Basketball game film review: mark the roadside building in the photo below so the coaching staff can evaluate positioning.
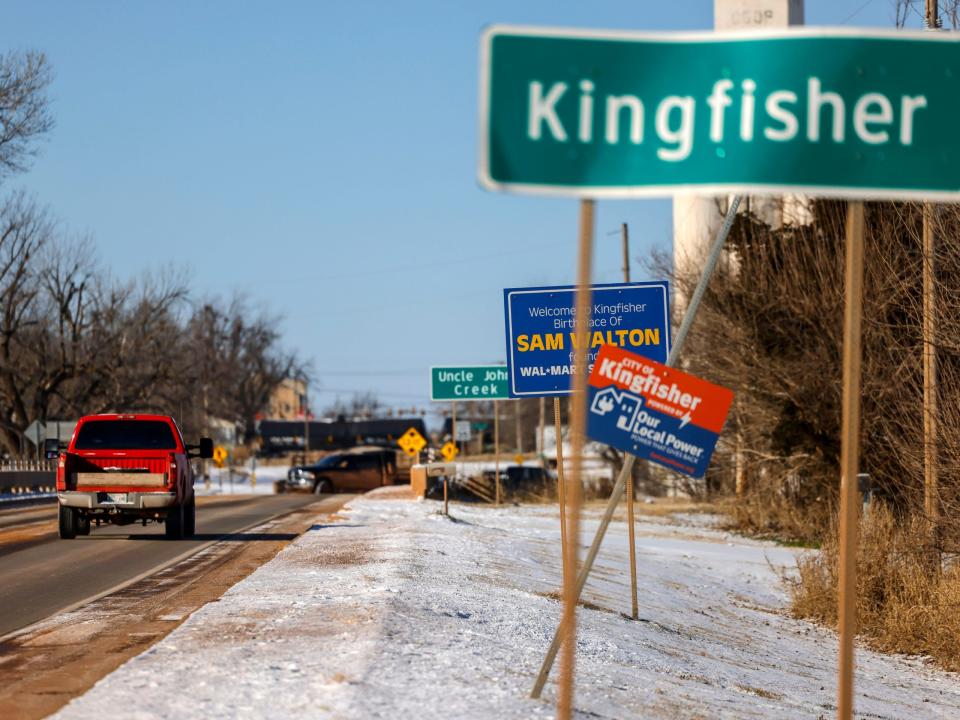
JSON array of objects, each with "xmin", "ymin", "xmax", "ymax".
[{"xmin": 267, "ymin": 377, "xmax": 308, "ymax": 420}]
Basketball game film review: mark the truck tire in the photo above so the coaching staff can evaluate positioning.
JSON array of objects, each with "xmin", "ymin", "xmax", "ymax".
[
  {"xmin": 165, "ymin": 504, "xmax": 184, "ymax": 540},
  {"xmin": 77, "ymin": 514, "xmax": 91, "ymax": 536},
  {"xmin": 184, "ymin": 497, "xmax": 196, "ymax": 538},
  {"xmin": 313, "ymin": 478, "xmax": 332, "ymax": 495},
  {"xmin": 58, "ymin": 506, "xmax": 77, "ymax": 539}
]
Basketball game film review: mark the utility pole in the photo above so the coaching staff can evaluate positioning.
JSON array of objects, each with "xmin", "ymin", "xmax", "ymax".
[
  {"xmin": 621, "ymin": 223, "xmax": 639, "ymax": 621},
  {"xmin": 620, "ymin": 222, "xmax": 630, "ymax": 282},
  {"xmin": 923, "ymin": 0, "xmax": 940, "ymax": 564},
  {"xmin": 303, "ymin": 382, "xmax": 310, "ymax": 461}
]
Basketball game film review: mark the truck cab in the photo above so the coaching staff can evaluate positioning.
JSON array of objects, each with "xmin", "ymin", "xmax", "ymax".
[{"xmin": 56, "ymin": 414, "xmax": 213, "ymax": 540}]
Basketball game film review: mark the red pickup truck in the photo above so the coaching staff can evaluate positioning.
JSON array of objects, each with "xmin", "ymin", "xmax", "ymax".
[{"xmin": 56, "ymin": 414, "xmax": 212, "ymax": 540}]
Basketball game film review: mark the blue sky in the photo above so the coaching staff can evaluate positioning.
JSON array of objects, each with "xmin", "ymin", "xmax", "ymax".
[{"xmin": 1, "ymin": 1, "xmax": 917, "ymax": 420}]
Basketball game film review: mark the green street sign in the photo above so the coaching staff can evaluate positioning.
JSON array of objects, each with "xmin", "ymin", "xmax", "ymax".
[
  {"xmin": 479, "ymin": 27, "xmax": 960, "ymax": 200},
  {"xmin": 430, "ymin": 365, "xmax": 509, "ymax": 401}
]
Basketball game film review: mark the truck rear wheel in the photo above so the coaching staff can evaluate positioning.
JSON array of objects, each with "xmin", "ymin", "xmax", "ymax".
[
  {"xmin": 58, "ymin": 506, "xmax": 77, "ymax": 540},
  {"xmin": 77, "ymin": 515, "xmax": 91, "ymax": 536},
  {"xmin": 184, "ymin": 497, "xmax": 196, "ymax": 538},
  {"xmin": 165, "ymin": 504, "xmax": 184, "ymax": 540}
]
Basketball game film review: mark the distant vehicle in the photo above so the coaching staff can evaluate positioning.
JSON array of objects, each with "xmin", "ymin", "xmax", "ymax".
[
  {"xmin": 257, "ymin": 418, "xmax": 428, "ymax": 457},
  {"xmin": 482, "ymin": 465, "xmax": 551, "ymax": 490},
  {"xmin": 55, "ymin": 414, "xmax": 213, "ymax": 540},
  {"xmin": 282, "ymin": 448, "xmax": 402, "ymax": 494}
]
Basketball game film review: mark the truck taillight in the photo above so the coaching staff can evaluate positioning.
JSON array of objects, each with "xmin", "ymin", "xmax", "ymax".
[{"xmin": 57, "ymin": 452, "xmax": 66, "ymax": 490}]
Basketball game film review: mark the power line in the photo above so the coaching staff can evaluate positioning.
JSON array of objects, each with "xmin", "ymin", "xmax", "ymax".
[
  {"xmin": 318, "ymin": 369, "xmax": 422, "ymax": 376},
  {"xmin": 264, "ymin": 237, "xmax": 568, "ymax": 285}
]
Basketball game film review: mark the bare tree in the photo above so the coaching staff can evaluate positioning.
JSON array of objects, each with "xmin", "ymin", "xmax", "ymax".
[
  {"xmin": 0, "ymin": 50, "xmax": 53, "ymax": 180},
  {"xmin": 181, "ymin": 296, "xmax": 304, "ymax": 443},
  {"xmin": 0, "ymin": 192, "xmax": 54, "ymax": 453},
  {"xmin": 324, "ymin": 391, "xmax": 383, "ymax": 420},
  {"xmin": 663, "ymin": 199, "xmax": 960, "ymax": 549}
]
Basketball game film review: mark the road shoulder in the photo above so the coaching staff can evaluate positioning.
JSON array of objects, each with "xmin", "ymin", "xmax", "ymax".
[{"xmin": 0, "ymin": 494, "xmax": 351, "ymax": 720}]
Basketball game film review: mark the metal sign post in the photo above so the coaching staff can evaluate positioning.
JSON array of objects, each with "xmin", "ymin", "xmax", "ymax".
[{"xmin": 494, "ymin": 399, "xmax": 501, "ymax": 505}]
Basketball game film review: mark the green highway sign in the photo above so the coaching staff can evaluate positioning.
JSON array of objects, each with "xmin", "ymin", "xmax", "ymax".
[
  {"xmin": 479, "ymin": 26, "xmax": 960, "ymax": 200},
  {"xmin": 430, "ymin": 365, "xmax": 509, "ymax": 401}
]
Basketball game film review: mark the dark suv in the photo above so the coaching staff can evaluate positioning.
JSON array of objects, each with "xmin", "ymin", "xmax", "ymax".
[{"xmin": 283, "ymin": 449, "xmax": 397, "ymax": 494}]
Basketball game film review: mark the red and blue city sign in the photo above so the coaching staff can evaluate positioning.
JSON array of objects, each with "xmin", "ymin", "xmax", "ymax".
[{"xmin": 587, "ymin": 344, "xmax": 733, "ymax": 478}]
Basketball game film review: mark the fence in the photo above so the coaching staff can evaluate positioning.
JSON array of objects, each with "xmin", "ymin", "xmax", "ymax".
[
  {"xmin": 1, "ymin": 459, "xmax": 55, "ymax": 472},
  {"xmin": 0, "ymin": 462, "xmax": 56, "ymax": 496}
]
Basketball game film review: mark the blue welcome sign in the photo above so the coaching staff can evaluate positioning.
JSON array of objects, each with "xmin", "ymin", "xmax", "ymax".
[{"xmin": 503, "ymin": 281, "xmax": 670, "ymax": 398}]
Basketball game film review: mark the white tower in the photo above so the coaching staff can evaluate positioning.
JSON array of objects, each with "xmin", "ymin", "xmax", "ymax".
[{"xmin": 673, "ymin": 0, "xmax": 809, "ymax": 299}]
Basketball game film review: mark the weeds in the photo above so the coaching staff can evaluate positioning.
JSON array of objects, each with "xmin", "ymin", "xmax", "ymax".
[{"xmin": 789, "ymin": 504, "xmax": 960, "ymax": 671}]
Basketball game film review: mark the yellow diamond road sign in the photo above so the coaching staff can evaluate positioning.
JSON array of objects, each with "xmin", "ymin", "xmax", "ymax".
[
  {"xmin": 441, "ymin": 441, "xmax": 458, "ymax": 462},
  {"xmin": 213, "ymin": 445, "xmax": 228, "ymax": 467},
  {"xmin": 398, "ymin": 427, "xmax": 427, "ymax": 457}
]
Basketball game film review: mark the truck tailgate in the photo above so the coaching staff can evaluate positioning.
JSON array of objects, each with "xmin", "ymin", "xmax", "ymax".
[{"xmin": 74, "ymin": 472, "xmax": 166, "ymax": 488}]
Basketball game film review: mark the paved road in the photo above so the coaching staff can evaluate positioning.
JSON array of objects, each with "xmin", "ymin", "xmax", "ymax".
[{"xmin": 0, "ymin": 493, "xmax": 333, "ymax": 637}]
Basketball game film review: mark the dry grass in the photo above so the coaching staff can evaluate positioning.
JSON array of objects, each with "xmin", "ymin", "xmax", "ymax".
[
  {"xmin": 790, "ymin": 504, "xmax": 960, "ymax": 671},
  {"xmin": 728, "ymin": 489, "xmax": 831, "ymax": 547}
]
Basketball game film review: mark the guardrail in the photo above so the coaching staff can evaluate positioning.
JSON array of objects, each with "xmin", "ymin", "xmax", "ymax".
[
  {"xmin": 0, "ymin": 459, "xmax": 56, "ymax": 472},
  {"xmin": 0, "ymin": 470, "xmax": 57, "ymax": 504}
]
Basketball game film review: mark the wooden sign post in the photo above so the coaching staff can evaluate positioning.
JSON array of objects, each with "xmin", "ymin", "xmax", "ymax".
[
  {"xmin": 837, "ymin": 201, "xmax": 865, "ymax": 720},
  {"xmin": 556, "ymin": 198, "xmax": 594, "ymax": 720},
  {"xmin": 553, "ymin": 397, "xmax": 568, "ymax": 565}
]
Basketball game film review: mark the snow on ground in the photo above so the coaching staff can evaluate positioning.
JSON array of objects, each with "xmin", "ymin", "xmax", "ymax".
[
  {"xmin": 193, "ymin": 464, "xmax": 287, "ymax": 496},
  {"xmin": 54, "ymin": 494, "xmax": 960, "ymax": 719},
  {"xmin": 0, "ymin": 491, "xmax": 56, "ymax": 504}
]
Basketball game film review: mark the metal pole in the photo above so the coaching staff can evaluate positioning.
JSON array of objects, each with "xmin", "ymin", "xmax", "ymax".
[
  {"xmin": 451, "ymin": 401, "xmax": 457, "ymax": 457},
  {"xmin": 622, "ymin": 222, "xmax": 639, "ymax": 621},
  {"xmin": 494, "ymin": 400, "xmax": 501, "ymax": 505},
  {"xmin": 444, "ymin": 477, "xmax": 449, "ymax": 516},
  {"xmin": 531, "ymin": 195, "xmax": 742, "ymax": 700},
  {"xmin": 620, "ymin": 221, "xmax": 630, "ymax": 282}
]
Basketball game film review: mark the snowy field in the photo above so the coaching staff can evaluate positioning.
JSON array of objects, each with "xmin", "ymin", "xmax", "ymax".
[
  {"xmin": 192, "ymin": 464, "xmax": 288, "ymax": 496},
  {"xmin": 54, "ymin": 492, "xmax": 960, "ymax": 719}
]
